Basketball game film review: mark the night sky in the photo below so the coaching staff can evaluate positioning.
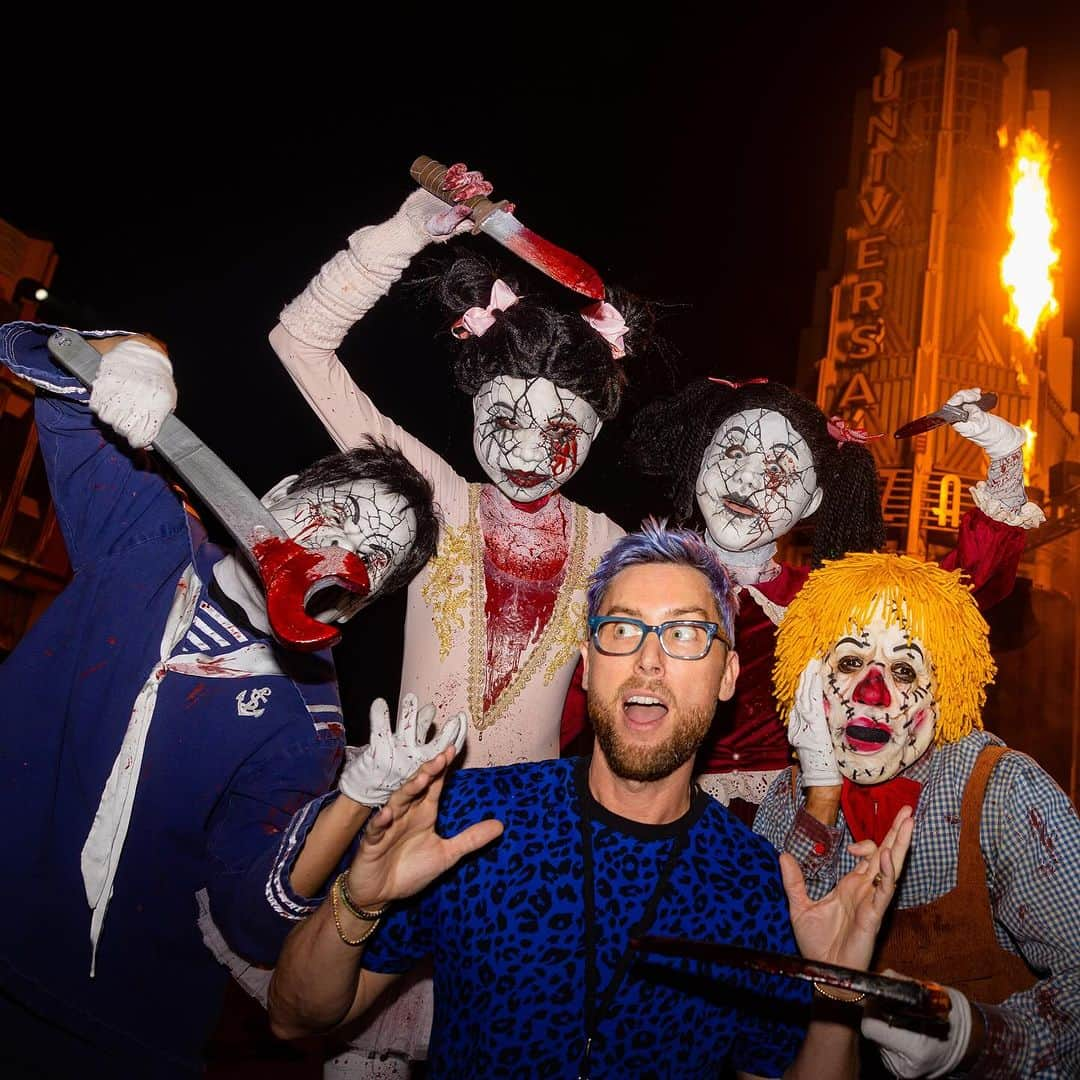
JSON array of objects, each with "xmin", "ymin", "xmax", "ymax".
[{"xmin": 7, "ymin": 2, "xmax": 1080, "ymax": 732}]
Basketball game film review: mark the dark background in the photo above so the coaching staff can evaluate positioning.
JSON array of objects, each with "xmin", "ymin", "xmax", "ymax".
[{"xmin": 6, "ymin": 2, "xmax": 1080, "ymax": 734}]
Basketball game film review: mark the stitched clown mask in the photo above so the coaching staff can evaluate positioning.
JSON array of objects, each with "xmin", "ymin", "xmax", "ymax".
[
  {"xmin": 472, "ymin": 375, "xmax": 601, "ymax": 502},
  {"xmin": 695, "ymin": 408, "xmax": 823, "ymax": 552},
  {"xmin": 823, "ymin": 611, "xmax": 938, "ymax": 784}
]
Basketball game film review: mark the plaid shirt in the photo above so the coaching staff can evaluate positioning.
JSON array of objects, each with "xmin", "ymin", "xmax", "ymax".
[{"xmin": 754, "ymin": 731, "xmax": 1080, "ymax": 1078}]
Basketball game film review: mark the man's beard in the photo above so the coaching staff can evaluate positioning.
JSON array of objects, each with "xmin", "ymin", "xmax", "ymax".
[{"xmin": 588, "ymin": 680, "xmax": 713, "ymax": 782}]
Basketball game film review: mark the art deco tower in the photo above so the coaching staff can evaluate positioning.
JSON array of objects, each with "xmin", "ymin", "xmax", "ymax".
[
  {"xmin": 799, "ymin": 20, "xmax": 1076, "ymax": 558},
  {"xmin": 799, "ymin": 14, "xmax": 1079, "ymax": 799}
]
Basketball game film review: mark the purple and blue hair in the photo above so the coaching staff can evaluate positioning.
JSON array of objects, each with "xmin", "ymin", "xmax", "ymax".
[{"xmin": 586, "ymin": 519, "xmax": 736, "ymax": 647}]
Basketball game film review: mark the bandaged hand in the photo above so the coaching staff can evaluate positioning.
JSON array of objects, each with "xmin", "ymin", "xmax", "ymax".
[
  {"xmin": 947, "ymin": 387, "xmax": 1024, "ymax": 460},
  {"xmin": 398, "ymin": 188, "xmax": 475, "ymax": 244},
  {"xmin": 862, "ymin": 982, "xmax": 973, "ymax": 1078},
  {"xmin": 788, "ymin": 658, "xmax": 840, "ymax": 787},
  {"xmin": 338, "ymin": 694, "xmax": 467, "ymax": 808},
  {"xmin": 89, "ymin": 338, "xmax": 176, "ymax": 449}
]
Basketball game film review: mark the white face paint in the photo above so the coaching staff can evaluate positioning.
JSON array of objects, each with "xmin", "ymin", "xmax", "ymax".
[
  {"xmin": 472, "ymin": 375, "xmax": 601, "ymax": 502},
  {"xmin": 696, "ymin": 408, "xmax": 823, "ymax": 553},
  {"xmin": 822, "ymin": 611, "xmax": 938, "ymax": 784},
  {"xmin": 261, "ymin": 476, "xmax": 418, "ymax": 623}
]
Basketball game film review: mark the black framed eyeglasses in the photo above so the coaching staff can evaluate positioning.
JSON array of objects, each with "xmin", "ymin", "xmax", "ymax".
[{"xmin": 587, "ymin": 616, "xmax": 728, "ymax": 660}]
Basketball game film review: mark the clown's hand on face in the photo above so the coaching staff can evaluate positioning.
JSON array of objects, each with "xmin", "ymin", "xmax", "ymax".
[
  {"xmin": 338, "ymin": 695, "xmax": 468, "ymax": 808},
  {"xmin": 89, "ymin": 337, "xmax": 177, "ymax": 449},
  {"xmin": 862, "ymin": 980, "xmax": 974, "ymax": 1079},
  {"xmin": 947, "ymin": 387, "xmax": 1045, "ymax": 529},
  {"xmin": 787, "ymin": 658, "xmax": 841, "ymax": 787}
]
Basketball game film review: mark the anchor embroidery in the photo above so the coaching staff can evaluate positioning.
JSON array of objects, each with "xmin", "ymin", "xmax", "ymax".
[{"xmin": 236, "ymin": 687, "xmax": 272, "ymax": 717}]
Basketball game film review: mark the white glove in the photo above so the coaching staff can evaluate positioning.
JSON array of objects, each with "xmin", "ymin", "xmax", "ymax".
[
  {"xmin": 89, "ymin": 339, "xmax": 176, "ymax": 449},
  {"xmin": 787, "ymin": 658, "xmax": 841, "ymax": 787},
  {"xmin": 337, "ymin": 694, "xmax": 467, "ymax": 808},
  {"xmin": 862, "ymin": 983, "xmax": 973, "ymax": 1078},
  {"xmin": 947, "ymin": 387, "xmax": 1024, "ymax": 460}
]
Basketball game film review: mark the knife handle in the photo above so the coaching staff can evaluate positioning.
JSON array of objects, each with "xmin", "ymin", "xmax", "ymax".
[{"xmin": 410, "ymin": 156, "xmax": 507, "ymax": 227}]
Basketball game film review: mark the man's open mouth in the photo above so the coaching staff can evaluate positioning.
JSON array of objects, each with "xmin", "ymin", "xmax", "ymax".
[
  {"xmin": 622, "ymin": 693, "xmax": 670, "ymax": 728},
  {"xmin": 845, "ymin": 721, "xmax": 893, "ymax": 754}
]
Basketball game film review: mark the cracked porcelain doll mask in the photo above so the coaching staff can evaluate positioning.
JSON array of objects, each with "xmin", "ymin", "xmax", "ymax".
[
  {"xmin": 261, "ymin": 477, "xmax": 418, "ymax": 622},
  {"xmin": 695, "ymin": 408, "xmax": 823, "ymax": 552},
  {"xmin": 472, "ymin": 375, "xmax": 601, "ymax": 502},
  {"xmin": 822, "ymin": 609, "xmax": 938, "ymax": 784}
]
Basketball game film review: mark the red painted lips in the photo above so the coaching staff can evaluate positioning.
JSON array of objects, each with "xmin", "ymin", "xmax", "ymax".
[{"xmin": 504, "ymin": 470, "xmax": 548, "ymax": 489}]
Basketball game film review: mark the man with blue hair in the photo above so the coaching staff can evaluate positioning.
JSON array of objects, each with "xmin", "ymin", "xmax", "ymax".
[{"xmin": 267, "ymin": 521, "xmax": 913, "ymax": 1079}]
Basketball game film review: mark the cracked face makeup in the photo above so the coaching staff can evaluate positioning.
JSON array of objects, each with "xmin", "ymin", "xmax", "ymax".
[
  {"xmin": 261, "ymin": 477, "xmax": 417, "ymax": 622},
  {"xmin": 823, "ymin": 610, "xmax": 938, "ymax": 784},
  {"xmin": 472, "ymin": 375, "xmax": 601, "ymax": 502},
  {"xmin": 695, "ymin": 408, "xmax": 822, "ymax": 552}
]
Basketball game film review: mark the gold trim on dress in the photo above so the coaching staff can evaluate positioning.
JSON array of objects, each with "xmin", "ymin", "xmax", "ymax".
[
  {"xmin": 421, "ymin": 519, "xmax": 474, "ymax": 660},
  {"xmin": 543, "ymin": 551, "xmax": 599, "ymax": 684}
]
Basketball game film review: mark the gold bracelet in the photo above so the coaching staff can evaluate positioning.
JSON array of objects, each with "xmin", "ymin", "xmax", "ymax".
[
  {"xmin": 814, "ymin": 982, "xmax": 867, "ymax": 1004},
  {"xmin": 330, "ymin": 877, "xmax": 382, "ymax": 947},
  {"xmin": 337, "ymin": 871, "xmax": 387, "ymax": 922}
]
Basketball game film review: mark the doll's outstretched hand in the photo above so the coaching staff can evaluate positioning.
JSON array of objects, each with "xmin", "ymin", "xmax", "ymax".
[
  {"xmin": 338, "ymin": 694, "xmax": 467, "ymax": 808},
  {"xmin": 947, "ymin": 387, "xmax": 1024, "ymax": 460}
]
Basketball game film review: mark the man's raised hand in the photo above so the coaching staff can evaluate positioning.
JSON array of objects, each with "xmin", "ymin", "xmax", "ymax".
[
  {"xmin": 782, "ymin": 804, "xmax": 914, "ymax": 972},
  {"xmin": 343, "ymin": 746, "xmax": 502, "ymax": 912}
]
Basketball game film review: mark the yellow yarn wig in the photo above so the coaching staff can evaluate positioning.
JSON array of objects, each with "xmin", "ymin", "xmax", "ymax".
[{"xmin": 774, "ymin": 552, "xmax": 995, "ymax": 746}]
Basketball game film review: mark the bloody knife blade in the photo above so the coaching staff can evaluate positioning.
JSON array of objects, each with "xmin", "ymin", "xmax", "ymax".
[
  {"xmin": 47, "ymin": 330, "xmax": 370, "ymax": 652},
  {"xmin": 410, "ymin": 156, "xmax": 605, "ymax": 300},
  {"xmin": 631, "ymin": 936, "xmax": 952, "ymax": 1024},
  {"xmin": 894, "ymin": 392, "xmax": 998, "ymax": 439}
]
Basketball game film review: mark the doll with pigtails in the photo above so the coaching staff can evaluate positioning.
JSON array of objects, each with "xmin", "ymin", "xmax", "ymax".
[{"xmin": 264, "ymin": 181, "xmax": 656, "ymax": 1076}]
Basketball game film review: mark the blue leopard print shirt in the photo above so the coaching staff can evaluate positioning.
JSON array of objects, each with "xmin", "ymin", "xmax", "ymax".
[{"xmin": 363, "ymin": 759, "xmax": 810, "ymax": 1078}]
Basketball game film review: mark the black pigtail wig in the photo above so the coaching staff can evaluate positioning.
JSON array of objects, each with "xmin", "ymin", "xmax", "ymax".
[{"xmin": 627, "ymin": 379, "xmax": 885, "ymax": 566}]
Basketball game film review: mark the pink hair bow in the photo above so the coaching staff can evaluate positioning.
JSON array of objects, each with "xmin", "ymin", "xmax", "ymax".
[
  {"xmin": 451, "ymin": 279, "xmax": 520, "ymax": 339},
  {"xmin": 581, "ymin": 301, "xmax": 629, "ymax": 359},
  {"xmin": 707, "ymin": 376, "xmax": 770, "ymax": 389},
  {"xmin": 826, "ymin": 416, "xmax": 884, "ymax": 445}
]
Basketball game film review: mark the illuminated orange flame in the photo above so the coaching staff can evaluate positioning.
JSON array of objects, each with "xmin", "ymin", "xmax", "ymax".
[
  {"xmin": 1021, "ymin": 420, "xmax": 1037, "ymax": 485},
  {"xmin": 1000, "ymin": 129, "xmax": 1060, "ymax": 344}
]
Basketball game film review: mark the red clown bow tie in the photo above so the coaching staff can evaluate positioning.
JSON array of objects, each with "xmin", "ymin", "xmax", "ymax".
[{"xmin": 841, "ymin": 776, "xmax": 922, "ymax": 846}]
